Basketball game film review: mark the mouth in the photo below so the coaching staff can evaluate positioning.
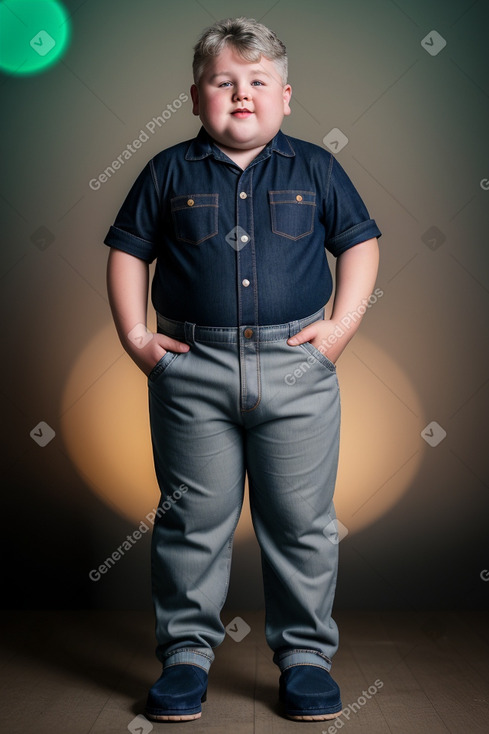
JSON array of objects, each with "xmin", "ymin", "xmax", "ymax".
[{"xmin": 231, "ymin": 108, "xmax": 254, "ymax": 117}]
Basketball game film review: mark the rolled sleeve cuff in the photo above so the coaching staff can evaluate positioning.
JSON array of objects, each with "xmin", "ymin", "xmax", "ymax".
[
  {"xmin": 104, "ymin": 225, "xmax": 156, "ymax": 262},
  {"xmin": 327, "ymin": 218, "xmax": 381, "ymax": 257}
]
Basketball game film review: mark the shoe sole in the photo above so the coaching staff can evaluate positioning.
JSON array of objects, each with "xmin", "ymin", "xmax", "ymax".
[
  {"xmin": 286, "ymin": 709, "xmax": 343, "ymax": 721},
  {"xmin": 146, "ymin": 711, "xmax": 202, "ymax": 721},
  {"xmin": 145, "ymin": 692, "xmax": 206, "ymax": 722}
]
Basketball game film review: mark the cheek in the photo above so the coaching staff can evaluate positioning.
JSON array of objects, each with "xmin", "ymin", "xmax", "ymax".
[
  {"xmin": 260, "ymin": 95, "xmax": 283, "ymax": 116},
  {"xmin": 206, "ymin": 94, "xmax": 226, "ymax": 115},
  {"xmin": 200, "ymin": 101, "xmax": 225, "ymax": 128}
]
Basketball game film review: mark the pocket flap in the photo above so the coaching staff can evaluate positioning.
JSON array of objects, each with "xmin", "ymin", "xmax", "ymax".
[{"xmin": 269, "ymin": 190, "xmax": 316, "ymax": 205}]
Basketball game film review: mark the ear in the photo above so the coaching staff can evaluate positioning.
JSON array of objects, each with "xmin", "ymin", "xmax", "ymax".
[
  {"xmin": 190, "ymin": 84, "xmax": 200, "ymax": 116},
  {"xmin": 283, "ymin": 84, "xmax": 292, "ymax": 117}
]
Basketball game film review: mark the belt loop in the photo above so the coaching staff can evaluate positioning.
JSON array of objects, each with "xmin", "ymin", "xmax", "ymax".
[
  {"xmin": 289, "ymin": 319, "xmax": 300, "ymax": 338},
  {"xmin": 184, "ymin": 321, "xmax": 196, "ymax": 344}
]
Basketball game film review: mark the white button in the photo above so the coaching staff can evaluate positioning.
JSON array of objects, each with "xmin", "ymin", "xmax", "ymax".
[
  {"xmin": 239, "ymin": 191, "xmax": 247, "ymax": 199},
  {"xmin": 240, "ymin": 235, "xmax": 249, "ymax": 243},
  {"xmin": 242, "ymin": 279, "xmax": 250, "ymax": 287}
]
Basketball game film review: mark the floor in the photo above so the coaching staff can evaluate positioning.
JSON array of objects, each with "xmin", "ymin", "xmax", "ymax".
[{"xmin": 0, "ymin": 609, "xmax": 488, "ymax": 733}]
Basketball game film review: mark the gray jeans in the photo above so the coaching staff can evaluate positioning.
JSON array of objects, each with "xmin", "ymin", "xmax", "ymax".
[{"xmin": 148, "ymin": 308, "xmax": 341, "ymax": 673}]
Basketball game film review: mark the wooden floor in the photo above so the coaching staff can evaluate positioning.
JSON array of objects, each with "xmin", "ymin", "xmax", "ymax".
[{"xmin": 0, "ymin": 609, "xmax": 488, "ymax": 733}]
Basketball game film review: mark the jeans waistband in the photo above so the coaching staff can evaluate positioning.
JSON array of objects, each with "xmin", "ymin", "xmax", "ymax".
[{"xmin": 156, "ymin": 308, "xmax": 325, "ymax": 344}]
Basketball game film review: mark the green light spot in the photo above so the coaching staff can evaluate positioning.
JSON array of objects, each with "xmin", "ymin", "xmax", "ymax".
[{"xmin": 0, "ymin": 0, "xmax": 71, "ymax": 76}]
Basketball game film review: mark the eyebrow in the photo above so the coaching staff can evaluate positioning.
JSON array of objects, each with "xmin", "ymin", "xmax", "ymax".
[{"xmin": 209, "ymin": 68, "xmax": 273, "ymax": 81}]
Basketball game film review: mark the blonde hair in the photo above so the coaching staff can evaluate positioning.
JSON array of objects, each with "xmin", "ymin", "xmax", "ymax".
[{"xmin": 192, "ymin": 17, "xmax": 288, "ymax": 86}]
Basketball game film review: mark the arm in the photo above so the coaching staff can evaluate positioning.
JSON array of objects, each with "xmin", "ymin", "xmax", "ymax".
[
  {"xmin": 106, "ymin": 248, "xmax": 189, "ymax": 376},
  {"xmin": 287, "ymin": 238, "xmax": 379, "ymax": 362}
]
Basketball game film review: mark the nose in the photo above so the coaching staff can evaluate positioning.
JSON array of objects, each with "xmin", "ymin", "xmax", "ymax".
[{"xmin": 233, "ymin": 85, "xmax": 251, "ymax": 101}]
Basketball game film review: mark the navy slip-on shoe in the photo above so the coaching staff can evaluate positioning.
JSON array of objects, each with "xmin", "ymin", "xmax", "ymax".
[
  {"xmin": 145, "ymin": 663, "xmax": 208, "ymax": 722},
  {"xmin": 279, "ymin": 664, "xmax": 343, "ymax": 721}
]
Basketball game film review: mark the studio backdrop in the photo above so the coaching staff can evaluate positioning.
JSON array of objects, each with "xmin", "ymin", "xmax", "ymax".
[{"xmin": 1, "ymin": 0, "xmax": 488, "ymax": 611}]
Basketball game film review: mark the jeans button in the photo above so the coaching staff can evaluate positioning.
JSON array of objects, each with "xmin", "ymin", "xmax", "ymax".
[{"xmin": 244, "ymin": 328, "xmax": 253, "ymax": 339}]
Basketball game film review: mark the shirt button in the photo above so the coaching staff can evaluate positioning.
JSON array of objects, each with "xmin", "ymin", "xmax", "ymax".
[
  {"xmin": 296, "ymin": 194, "xmax": 303, "ymax": 202},
  {"xmin": 242, "ymin": 279, "xmax": 250, "ymax": 287},
  {"xmin": 241, "ymin": 234, "xmax": 249, "ymax": 243},
  {"xmin": 187, "ymin": 198, "xmax": 194, "ymax": 206},
  {"xmin": 244, "ymin": 328, "xmax": 253, "ymax": 338},
  {"xmin": 239, "ymin": 191, "xmax": 247, "ymax": 199}
]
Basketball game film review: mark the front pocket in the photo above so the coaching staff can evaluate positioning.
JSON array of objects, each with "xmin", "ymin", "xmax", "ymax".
[
  {"xmin": 269, "ymin": 190, "xmax": 316, "ymax": 240},
  {"xmin": 148, "ymin": 350, "xmax": 182, "ymax": 383},
  {"xmin": 171, "ymin": 194, "xmax": 218, "ymax": 245},
  {"xmin": 298, "ymin": 341, "xmax": 336, "ymax": 372}
]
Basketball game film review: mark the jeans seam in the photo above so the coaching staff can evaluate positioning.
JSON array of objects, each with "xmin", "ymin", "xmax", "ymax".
[
  {"xmin": 220, "ymin": 502, "xmax": 244, "ymax": 606},
  {"xmin": 281, "ymin": 661, "xmax": 330, "ymax": 671},
  {"xmin": 165, "ymin": 661, "xmax": 209, "ymax": 672},
  {"xmin": 164, "ymin": 648, "xmax": 213, "ymax": 663},
  {"xmin": 277, "ymin": 649, "xmax": 333, "ymax": 664}
]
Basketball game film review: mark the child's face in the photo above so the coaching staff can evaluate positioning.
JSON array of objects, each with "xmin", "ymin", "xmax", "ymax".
[{"xmin": 191, "ymin": 45, "xmax": 292, "ymax": 155}]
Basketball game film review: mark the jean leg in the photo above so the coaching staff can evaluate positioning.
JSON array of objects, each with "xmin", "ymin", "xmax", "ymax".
[
  {"xmin": 244, "ymin": 338, "xmax": 341, "ymax": 670},
  {"xmin": 148, "ymin": 342, "xmax": 245, "ymax": 670}
]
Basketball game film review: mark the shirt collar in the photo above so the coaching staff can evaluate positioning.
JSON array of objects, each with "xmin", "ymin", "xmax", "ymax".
[{"xmin": 185, "ymin": 126, "xmax": 295, "ymax": 162}]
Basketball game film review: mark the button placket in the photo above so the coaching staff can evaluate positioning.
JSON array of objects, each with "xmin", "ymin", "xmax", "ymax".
[
  {"xmin": 236, "ymin": 169, "xmax": 260, "ymax": 411},
  {"xmin": 235, "ymin": 171, "xmax": 255, "ymax": 327}
]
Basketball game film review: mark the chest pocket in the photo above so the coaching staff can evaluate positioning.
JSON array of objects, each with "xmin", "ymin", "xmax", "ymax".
[
  {"xmin": 269, "ymin": 190, "xmax": 316, "ymax": 240},
  {"xmin": 171, "ymin": 194, "xmax": 218, "ymax": 245}
]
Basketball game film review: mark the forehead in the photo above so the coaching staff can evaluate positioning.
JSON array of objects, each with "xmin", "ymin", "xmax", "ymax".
[{"xmin": 203, "ymin": 45, "xmax": 279, "ymax": 79}]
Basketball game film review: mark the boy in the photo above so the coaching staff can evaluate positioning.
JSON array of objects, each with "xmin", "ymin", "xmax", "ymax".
[{"xmin": 105, "ymin": 17, "xmax": 380, "ymax": 723}]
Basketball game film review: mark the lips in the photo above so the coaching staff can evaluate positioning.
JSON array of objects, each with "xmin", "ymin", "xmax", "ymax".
[{"xmin": 232, "ymin": 108, "xmax": 253, "ymax": 116}]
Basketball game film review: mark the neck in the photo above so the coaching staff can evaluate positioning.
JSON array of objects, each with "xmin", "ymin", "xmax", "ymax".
[{"xmin": 216, "ymin": 143, "xmax": 266, "ymax": 170}]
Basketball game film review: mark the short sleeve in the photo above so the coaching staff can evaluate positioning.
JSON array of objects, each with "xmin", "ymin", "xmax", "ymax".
[
  {"xmin": 103, "ymin": 159, "xmax": 161, "ymax": 262},
  {"xmin": 324, "ymin": 156, "xmax": 381, "ymax": 257}
]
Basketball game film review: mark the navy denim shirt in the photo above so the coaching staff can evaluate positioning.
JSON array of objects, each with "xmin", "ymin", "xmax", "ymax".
[{"xmin": 104, "ymin": 126, "xmax": 381, "ymax": 326}]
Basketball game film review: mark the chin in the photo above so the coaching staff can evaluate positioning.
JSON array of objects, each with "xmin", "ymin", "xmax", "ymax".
[
  {"xmin": 217, "ymin": 134, "xmax": 255, "ymax": 149},
  {"xmin": 228, "ymin": 130, "xmax": 270, "ymax": 146}
]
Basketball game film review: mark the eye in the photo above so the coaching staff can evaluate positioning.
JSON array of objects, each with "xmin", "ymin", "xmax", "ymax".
[
  {"xmin": 251, "ymin": 80, "xmax": 264, "ymax": 86},
  {"xmin": 218, "ymin": 81, "xmax": 233, "ymax": 87}
]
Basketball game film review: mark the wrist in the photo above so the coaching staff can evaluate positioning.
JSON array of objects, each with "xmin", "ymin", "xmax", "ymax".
[
  {"xmin": 329, "ymin": 312, "xmax": 363, "ymax": 342},
  {"xmin": 124, "ymin": 322, "xmax": 154, "ymax": 352}
]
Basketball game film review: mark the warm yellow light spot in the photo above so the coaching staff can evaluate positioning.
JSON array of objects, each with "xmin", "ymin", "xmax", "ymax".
[
  {"xmin": 335, "ymin": 337, "xmax": 424, "ymax": 534},
  {"xmin": 60, "ymin": 324, "xmax": 160, "ymax": 520},
  {"xmin": 61, "ymin": 325, "xmax": 424, "ymax": 540}
]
